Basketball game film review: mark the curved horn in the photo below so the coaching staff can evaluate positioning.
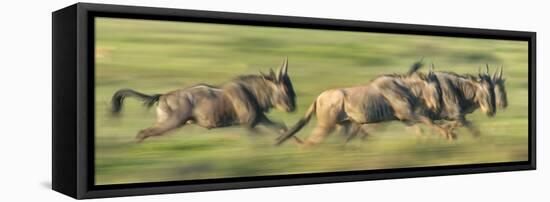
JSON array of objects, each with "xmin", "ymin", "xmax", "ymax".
[
  {"xmin": 485, "ymin": 64, "xmax": 489, "ymax": 75},
  {"xmin": 277, "ymin": 57, "xmax": 288, "ymax": 81},
  {"xmin": 492, "ymin": 65, "xmax": 499, "ymax": 81},
  {"xmin": 498, "ymin": 65, "xmax": 503, "ymax": 79},
  {"xmin": 427, "ymin": 63, "xmax": 435, "ymax": 78},
  {"xmin": 478, "ymin": 65, "xmax": 482, "ymax": 76}
]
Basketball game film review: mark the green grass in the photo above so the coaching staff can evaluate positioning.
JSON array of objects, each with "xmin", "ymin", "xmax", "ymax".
[{"xmin": 94, "ymin": 17, "xmax": 529, "ymax": 185}]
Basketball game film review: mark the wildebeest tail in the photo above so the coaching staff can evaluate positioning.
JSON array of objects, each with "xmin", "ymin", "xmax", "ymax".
[
  {"xmin": 111, "ymin": 88, "xmax": 162, "ymax": 115},
  {"xmin": 275, "ymin": 100, "xmax": 317, "ymax": 146}
]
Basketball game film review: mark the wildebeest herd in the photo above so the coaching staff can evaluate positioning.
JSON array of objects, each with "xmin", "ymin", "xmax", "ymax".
[{"xmin": 111, "ymin": 58, "xmax": 507, "ymax": 147}]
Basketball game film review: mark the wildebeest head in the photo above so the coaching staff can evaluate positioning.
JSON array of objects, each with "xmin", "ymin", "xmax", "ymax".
[
  {"xmin": 263, "ymin": 58, "xmax": 297, "ymax": 112},
  {"xmin": 476, "ymin": 65, "xmax": 497, "ymax": 117},
  {"xmin": 492, "ymin": 66, "xmax": 508, "ymax": 109}
]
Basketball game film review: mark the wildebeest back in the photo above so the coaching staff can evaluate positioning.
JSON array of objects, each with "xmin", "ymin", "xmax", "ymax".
[{"xmin": 343, "ymin": 86, "xmax": 396, "ymax": 124}]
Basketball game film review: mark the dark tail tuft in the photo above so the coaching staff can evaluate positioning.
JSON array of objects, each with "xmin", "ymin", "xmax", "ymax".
[{"xmin": 111, "ymin": 88, "xmax": 161, "ymax": 115}]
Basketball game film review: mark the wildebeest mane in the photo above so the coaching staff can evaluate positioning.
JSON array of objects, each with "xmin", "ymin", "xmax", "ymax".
[
  {"xmin": 437, "ymin": 71, "xmax": 479, "ymax": 81},
  {"xmin": 358, "ymin": 88, "xmax": 395, "ymax": 123},
  {"xmin": 232, "ymin": 74, "xmax": 277, "ymax": 112}
]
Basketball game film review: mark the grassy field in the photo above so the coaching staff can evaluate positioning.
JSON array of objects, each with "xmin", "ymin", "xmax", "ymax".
[{"xmin": 94, "ymin": 17, "xmax": 529, "ymax": 185}]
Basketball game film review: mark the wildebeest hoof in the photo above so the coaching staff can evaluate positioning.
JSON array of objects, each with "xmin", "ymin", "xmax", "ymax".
[
  {"xmin": 292, "ymin": 137, "xmax": 304, "ymax": 145},
  {"xmin": 298, "ymin": 141, "xmax": 318, "ymax": 149},
  {"xmin": 135, "ymin": 130, "xmax": 149, "ymax": 143},
  {"xmin": 135, "ymin": 136, "xmax": 145, "ymax": 143},
  {"xmin": 449, "ymin": 134, "xmax": 458, "ymax": 140}
]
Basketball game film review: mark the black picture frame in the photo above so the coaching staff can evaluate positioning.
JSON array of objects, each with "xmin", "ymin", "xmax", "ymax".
[{"xmin": 52, "ymin": 3, "xmax": 536, "ymax": 199}]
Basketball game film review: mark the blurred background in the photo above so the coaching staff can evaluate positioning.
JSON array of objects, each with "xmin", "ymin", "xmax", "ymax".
[{"xmin": 95, "ymin": 17, "xmax": 529, "ymax": 185}]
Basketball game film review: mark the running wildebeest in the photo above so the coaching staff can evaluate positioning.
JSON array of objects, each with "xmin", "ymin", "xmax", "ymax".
[
  {"xmin": 275, "ymin": 63, "xmax": 452, "ymax": 146},
  {"xmin": 404, "ymin": 64, "xmax": 501, "ymax": 138},
  {"xmin": 111, "ymin": 58, "xmax": 297, "ymax": 142},
  {"xmin": 275, "ymin": 63, "xmax": 499, "ymax": 146},
  {"xmin": 344, "ymin": 64, "xmax": 503, "ymax": 143}
]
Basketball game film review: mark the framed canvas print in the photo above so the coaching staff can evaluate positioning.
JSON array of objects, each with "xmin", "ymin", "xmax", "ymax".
[{"xmin": 52, "ymin": 3, "xmax": 536, "ymax": 199}]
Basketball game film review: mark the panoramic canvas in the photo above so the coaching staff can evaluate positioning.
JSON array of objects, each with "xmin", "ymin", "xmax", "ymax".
[{"xmin": 94, "ymin": 17, "xmax": 529, "ymax": 185}]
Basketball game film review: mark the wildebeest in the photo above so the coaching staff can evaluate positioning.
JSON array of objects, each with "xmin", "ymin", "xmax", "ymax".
[
  {"xmin": 275, "ymin": 63, "xmax": 499, "ymax": 146},
  {"xmin": 111, "ymin": 58, "xmax": 297, "ymax": 142},
  {"xmin": 404, "ymin": 64, "xmax": 502, "ymax": 139},
  {"xmin": 275, "ymin": 63, "xmax": 452, "ymax": 146},
  {"xmin": 345, "ymin": 64, "xmax": 504, "ymax": 143}
]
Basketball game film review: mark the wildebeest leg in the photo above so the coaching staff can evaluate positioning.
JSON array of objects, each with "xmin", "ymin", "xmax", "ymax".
[
  {"xmin": 244, "ymin": 125, "xmax": 261, "ymax": 134},
  {"xmin": 305, "ymin": 124, "xmax": 335, "ymax": 146},
  {"xmin": 379, "ymin": 85, "xmax": 443, "ymax": 139},
  {"xmin": 304, "ymin": 110, "xmax": 339, "ymax": 146},
  {"xmin": 404, "ymin": 122, "xmax": 424, "ymax": 137},
  {"xmin": 301, "ymin": 89, "xmax": 344, "ymax": 146},
  {"xmin": 359, "ymin": 125, "xmax": 371, "ymax": 141},
  {"xmin": 257, "ymin": 115, "xmax": 304, "ymax": 144},
  {"xmin": 239, "ymin": 115, "xmax": 261, "ymax": 134},
  {"xmin": 411, "ymin": 115, "xmax": 453, "ymax": 140},
  {"xmin": 457, "ymin": 117, "xmax": 480, "ymax": 137},
  {"xmin": 340, "ymin": 122, "xmax": 361, "ymax": 144},
  {"xmin": 242, "ymin": 116, "xmax": 271, "ymax": 135},
  {"xmin": 405, "ymin": 114, "xmax": 456, "ymax": 140},
  {"xmin": 135, "ymin": 118, "xmax": 182, "ymax": 142},
  {"xmin": 357, "ymin": 123, "xmax": 381, "ymax": 141},
  {"xmin": 337, "ymin": 121, "xmax": 351, "ymax": 136},
  {"xmin": 136, "ymin": 99, "xmax": 191, "ymax": 142},
  {"xmin": 258, "ymin": 115, "xmax": 288, "ymax": 133},
  {"xmin": 383, "ymin": 90, "xmax": 452, "ymax": 140}
]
